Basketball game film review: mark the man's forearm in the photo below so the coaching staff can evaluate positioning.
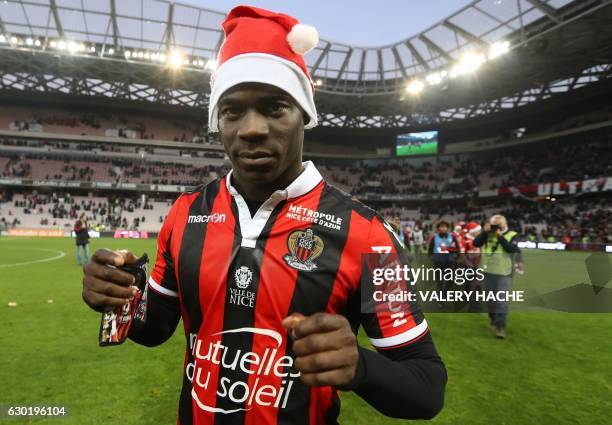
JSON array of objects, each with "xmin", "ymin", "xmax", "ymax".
[
  {"xmin": 497, "ymin": 235, "xmax": 518, "ymax": 253},
  {"xmin": 473, "ymin": 231, "xmax": 487, "ymax": 247},
  {"xmin": 347, "ymin": 340, "xmax": 447, "ymax": 419},
  {"xmin": 129, "ymin": 288, "xmax": 180, "ymax": 347}
]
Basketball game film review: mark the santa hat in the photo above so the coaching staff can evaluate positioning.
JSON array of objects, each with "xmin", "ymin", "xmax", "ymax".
[
  {"xmin": 208, "ymin": 5, "xmax": 319, "ymax": 132},
  {"xmin": 465, "ymin": 222, "xmax": 481, "ymax": 236}
]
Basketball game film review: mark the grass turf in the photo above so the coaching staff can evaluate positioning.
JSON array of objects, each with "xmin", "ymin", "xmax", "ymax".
[
  {"xmin": 1, "ymin": 236, "xmax": 610, "ymax": 424},
  {"xmin": 395, "ymin": 141, "xmax": 437, "ymax": 157}
]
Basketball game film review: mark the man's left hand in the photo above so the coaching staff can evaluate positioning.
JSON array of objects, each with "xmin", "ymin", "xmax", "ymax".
[{"xmin": 282, "ymin": 313, "xmax": 359, "ymax": 388}]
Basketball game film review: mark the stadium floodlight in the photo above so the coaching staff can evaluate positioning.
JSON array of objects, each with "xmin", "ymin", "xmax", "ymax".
[
  {"xmin": 205, "ymin": 58, "xmax": 218, "ymax": 70},
  {"xmin": 137, "ymin": 51, "xmax": 144, "ymax": 59},
  {"xmin": 0, "ymin": 34, "xmax": 5, "ymax": 43},
  {"xmin": 90, "ymin": 46, "xmax": 96, "ymax": 52},
  {"xmin": 34, "ymin": 39, "xmax": 41, "ymax": 47},
  {"xmin": 426, "ymin": 72, "xmax": 444, "ymax": 85},
  {"xmin": 451, "ymin": 52, "xmax": 486, "ymax": 77},
  {"xmin": 58, "ymin": 40, "xmax": 66, "ymax": 50},
  {"xmin": 26, "ymin": 38, "xmax": 33, "ymax": 45},
  {"xmin": 108, "ymin": 48, "xmax": 115, "ymax": 55},
  {"xmin": 67, "ymin": 41, "xmax": 78, "ymax": 53},
  {"xmin": 49, "ymin": 40, "xmax": 57, "ymax": 48},
  {"xmin": 197, "ymin": 59, "xmax": 204, "ymax": 67},
  {"xmin": 168, "ymin": 51, "xmax": 184, "ymax": 69},
  {"xmin": 406, "ymin": 79, "xmax": 425, "ymax": 95},
  {"xmin": 79, "ymin": 43, "xmax": 86, "ymax": 52},
  {"xmin": 315, "ymin": 79, "xmax": 323, "ymax": 87},
  {"xmin": 124, "ymin": 50, "xmax": 131, "ymax": 59},
  {"xmin": 489, "ymin": 41, "xmax": 510, "ymax": 59},
  {"xmin": 158, "ymin": 53, "xmax": 166, "ymax": 63},
  {"xmin": 10, "ymin": 36, "xmax": 18, "ymax": 44},
  {"xmin": 144, "ymin": 52, "xmax": 150, "ymax": 60}
]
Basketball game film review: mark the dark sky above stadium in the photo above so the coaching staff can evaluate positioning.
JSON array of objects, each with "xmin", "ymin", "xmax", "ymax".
[{"xmin": 188, "ymin": 0, "xmax": 474, "ymax": 46}]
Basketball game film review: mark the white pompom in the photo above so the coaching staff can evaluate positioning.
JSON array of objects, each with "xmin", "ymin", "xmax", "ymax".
[{"xmin": 287, "ymin": 24, "xmax": 319, "ymax": 55}]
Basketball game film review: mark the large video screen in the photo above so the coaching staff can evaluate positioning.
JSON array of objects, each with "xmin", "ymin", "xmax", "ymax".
[{"xmin": 396, "ymin": 130, "xmax": 438, "ymax": 156}]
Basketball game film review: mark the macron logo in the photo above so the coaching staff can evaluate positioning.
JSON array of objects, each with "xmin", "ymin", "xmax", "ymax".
[{"xmin": 188, "ymin": 213, "xmax": 226, "ymax": 224}]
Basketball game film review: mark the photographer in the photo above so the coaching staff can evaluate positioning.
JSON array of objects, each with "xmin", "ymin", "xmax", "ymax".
[{"xmin": 473, "ymin": 214, "xmax": 521, "ymax": 339}]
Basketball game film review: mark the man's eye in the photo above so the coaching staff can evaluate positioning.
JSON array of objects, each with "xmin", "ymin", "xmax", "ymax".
[
  {"xmin": 220, "ymin": 107, "xmax": 241, "ymax": 118},
  {"xmin": 268, "ymin": 103, "xmax": 290, "ymax": 114}
]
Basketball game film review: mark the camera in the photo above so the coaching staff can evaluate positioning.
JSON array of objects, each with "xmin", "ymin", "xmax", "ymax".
[{"xmin": 490, "ymin": 224, "xmax": 500, "ymax": 231}]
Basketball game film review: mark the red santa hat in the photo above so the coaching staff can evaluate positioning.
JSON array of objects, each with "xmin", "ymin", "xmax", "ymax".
[
  {"xmin": 465, "ymin": 221, "xmax": 481, "ymax": 237},
  {"xmin": 208, "ymin": 5, "xmax": 319, "ymax": 132}
]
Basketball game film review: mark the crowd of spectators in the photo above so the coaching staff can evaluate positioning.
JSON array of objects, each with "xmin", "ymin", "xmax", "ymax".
[
  {"xmin": 2, "ymin": 157, "xmax": 31, "ymax": 178},
  {"xmin": 380, "ymin": 195, "xmax": 611, "ymax": 244},
  {"xmin": 337, "ymin": 138, "xmax": 611, "ymax": 197},
  {"xmin": 1, "ymin": 137, "xmax": 610, "ymax": 196},
  {"xmin": 502, "ymin": 197, "xmax": 611, "ymax": 244},
  {"xmin": 1, "ymin": 192, "xmax": 171, "ymax": 232},
  {"xmin": 2, "ymin": 189, "xmax": 609, "ymax": 243},
  {"xmin": 5, "ymin": 108, "xmax": 222, "ymax": 145}
]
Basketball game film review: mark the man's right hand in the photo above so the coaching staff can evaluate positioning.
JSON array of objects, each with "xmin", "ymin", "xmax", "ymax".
[{"xmin": 82, "ymin": 249, "xmax": 139, "ymax": 312}]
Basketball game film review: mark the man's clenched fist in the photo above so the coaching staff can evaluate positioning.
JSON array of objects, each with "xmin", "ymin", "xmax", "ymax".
[
  {"xmin": 282, "ymin": 312, "xmax": 360, "ymax": 388},
  {"xmin": 82, "ymin": 248, "xmax": 138, "ymax": 312}
]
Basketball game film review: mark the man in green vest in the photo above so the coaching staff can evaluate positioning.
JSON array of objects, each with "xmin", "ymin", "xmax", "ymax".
[{"xmin": 473, "ymin": 214, "xmax": 521, "ymax": 339}]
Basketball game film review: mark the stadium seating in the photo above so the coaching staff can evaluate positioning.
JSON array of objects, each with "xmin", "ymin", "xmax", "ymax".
[
  {"xmin": 0, "ymin": 105, "xmax": 219, "ymax": 144},
  {"xmin": 0, "ymin": 193, "xmax": 173, "ymax": 233}
]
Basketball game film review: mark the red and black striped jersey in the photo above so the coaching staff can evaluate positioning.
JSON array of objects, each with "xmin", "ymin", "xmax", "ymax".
[{"xmin": 147, "ymin": 161, "xmax": 429, "ymax": 425}]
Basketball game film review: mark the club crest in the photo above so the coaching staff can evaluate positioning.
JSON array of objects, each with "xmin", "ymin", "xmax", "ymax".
[
  {"xmin": 234, "ymin": 266, "xmax": 253, "ymax": 289},
  {"xmin": 283, "ymin": 228, "xmax": 324, "ymax": 271}
]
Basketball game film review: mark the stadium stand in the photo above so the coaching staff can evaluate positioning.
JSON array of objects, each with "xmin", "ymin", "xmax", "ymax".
[
  {"xmin": 1, "ymin": 132, "xmax": 609, "ymax": 242},
  {"xmin": 0, "ymin": 192, "xmax": 173, "ymax": 233},
  {"xmin": 0, "ymin": 105, "xmax": 220, "ymax": 144},
  {"xmin": 2, "ymin": 133, "xmax": 609, "ymax": 192}
]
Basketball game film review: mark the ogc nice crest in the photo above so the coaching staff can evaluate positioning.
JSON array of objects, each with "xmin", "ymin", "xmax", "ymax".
[{"xmin": 283, "ymin": 228, "xmax": 324, "ymax": 272}]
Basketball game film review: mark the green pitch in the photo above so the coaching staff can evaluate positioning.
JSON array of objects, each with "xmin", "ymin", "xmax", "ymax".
[
  {"xmin": 1, "ymin": 237, "xmax": 610, "ymax": 424},
  {"xmin": 396, "ymin": 141, "xmax": 437, "ymax": 157}
]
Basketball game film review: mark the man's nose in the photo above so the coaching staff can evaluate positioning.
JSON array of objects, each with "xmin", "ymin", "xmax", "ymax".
[{"xmin": 237, "ymin": 110, "xmax": 269, "ymax": 142}]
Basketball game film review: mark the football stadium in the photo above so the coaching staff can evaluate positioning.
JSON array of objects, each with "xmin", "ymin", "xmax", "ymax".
[{"xmin": 1, "ymin": 0, "xmax": 611, "ymax": 424}]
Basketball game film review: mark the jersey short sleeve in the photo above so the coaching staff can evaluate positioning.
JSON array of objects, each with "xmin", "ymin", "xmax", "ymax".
[
  {"xmin": 360, "ymin": 215, "xmax": 429, "ymax": 350},
  {"xmin": 148, "ymin": 197, "xmax": 181, "ymax": 298}
]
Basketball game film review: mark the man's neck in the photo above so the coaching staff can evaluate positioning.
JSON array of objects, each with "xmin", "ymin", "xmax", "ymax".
[{"xmin": 231, "ymin": 163, "xmax": 305, "ymax": 202}]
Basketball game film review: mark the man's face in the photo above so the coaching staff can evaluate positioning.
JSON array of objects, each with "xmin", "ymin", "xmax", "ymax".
[
  {"xmin": 217, "ymin": 82, "xmax": 306, "ymax": 188},
  {"xmin": 438, "ymin": 224, "xmax": 448, "ymax": 234},
  {"xmin": 490, "ymin": 216, "xmax": 506, "ymax": 230}
]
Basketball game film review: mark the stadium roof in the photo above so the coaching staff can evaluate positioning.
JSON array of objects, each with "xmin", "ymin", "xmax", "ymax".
[
  {"xmin": 0, "ymin": 0, "xmax": 594, "ymax": 84},
  {"xmin": 1, "ymin": 0, "xmax": 611, "ymax": 128}
]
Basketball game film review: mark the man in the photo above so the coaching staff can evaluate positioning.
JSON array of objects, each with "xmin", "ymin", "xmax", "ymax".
[
  {"xmin": 74, "ymin": 213, "xmax": 90, "ymax": 266},
  {"xmin": 400, "ymin": 224, "xmax": 412, "ymax": 252},
  {"xmin": 412, "ymin": 223, "xmax": 424, "ymax": 254},
  {"xmin": 462, "ymin": 222, "xmax": 482, "ymax": 312},
  {"xmin": 428, "ymin": 220, "xmax": 462, "ymax": 297},
  {"xmin": 473, "ymin": 214, "xmax": 521, "ymax": 339},
  {"xmin": 82, "ymin": 6, "xmax": 446, "ymax": 424},
  {"xmin": 452, "ymin": 221, "xmax": 465, "ymax": 253},
  {"xmin": 463, "ymin": 221, "xmax": 482, "ymax": 266}
]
